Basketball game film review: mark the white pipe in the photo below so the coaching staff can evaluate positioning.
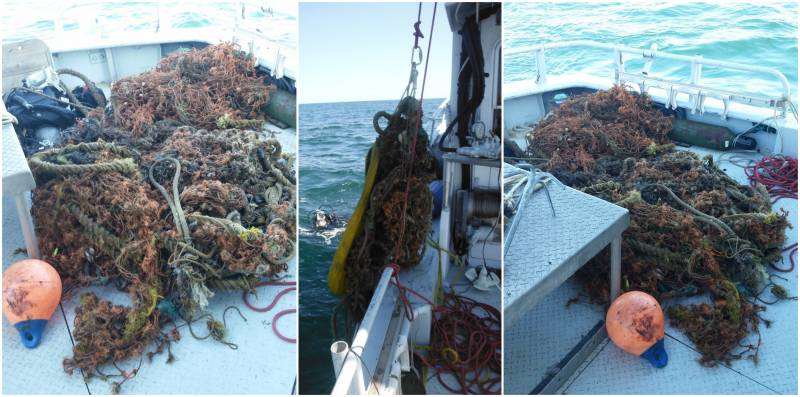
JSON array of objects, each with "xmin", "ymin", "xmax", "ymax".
[
  {"xmin": 331, "ymin": 341, "xmax": 349, "ymax": 379},
  {"xmin": 506, "ymin": 41, "xmax": 791, "ymax": 99},
  {"xmin": 331, "ymin": 267, "xmax": 395, "ymax": 395}
]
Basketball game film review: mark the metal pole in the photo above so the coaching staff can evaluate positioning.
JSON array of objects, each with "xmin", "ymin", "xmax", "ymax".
[
  {"xmin": 331, "ymin": 267, "xmax": 395, "ymax": 395},
  {"xmin": 690, "ymin": 54, "xmax": 703, "ymax": 102},
  {"xmin": 535, "ymin": 46, "xmax": 547, "ymax": 85},
  {"xmin": 609, "ymin": 234, "xmax": 621, "ymax": 302},
  {"xmin": 14, "ymin": 193, "xmax": 39, "ymax": 260}
]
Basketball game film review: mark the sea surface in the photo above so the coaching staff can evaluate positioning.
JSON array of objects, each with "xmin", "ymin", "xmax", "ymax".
[
  {"xmin": 1, "ymin": 2, "xmax": 296, "ymax": 46},
  {"xmin": 504, "ymin": 2, "xmax": 798, "ymax": 107},
  {"xmin": 298, "ymin": 99, "xmax": 443, "ymax": 395}
]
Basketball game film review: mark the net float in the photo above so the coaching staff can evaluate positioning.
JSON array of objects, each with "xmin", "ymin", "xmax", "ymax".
[
  {"xmin": 606, "ymin": 291, "xmax": 668, "ymax": 368},
  {"xmin": 2, "ymin": 259, "xmax": 63, "ymax": 348}
]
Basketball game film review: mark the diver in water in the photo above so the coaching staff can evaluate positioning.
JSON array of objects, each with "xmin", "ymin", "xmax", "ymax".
[{"xmin": 307, "ymin": 205, "xmax": 347, "ymax": 230}]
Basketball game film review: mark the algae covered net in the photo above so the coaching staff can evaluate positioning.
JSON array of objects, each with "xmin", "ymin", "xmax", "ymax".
[
  {"xmin": 334, "ymin": 96, "xmax": 436, "ymax": 335},
  {"xmin": 27, "ymin": 43, "xmax": 296, "ymax": 392},
  {"xmin": 522, "ymin": 86, "xmax": 793, "ymax": 367}
]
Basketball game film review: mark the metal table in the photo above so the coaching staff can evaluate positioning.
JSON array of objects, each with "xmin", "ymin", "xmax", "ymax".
[
  {"xmin": 503, "ymin": 182, "xmax": 629, "ymax": 394},
  {"xmin": 504, "ymin": 184, "xmax": 630, "ymax": 328},
  {"xmin": 1, "ymin": 101, "xmax": 39, "ymax": 259}
]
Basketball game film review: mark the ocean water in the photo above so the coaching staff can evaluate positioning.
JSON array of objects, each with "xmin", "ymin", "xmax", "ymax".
[
  {"xmin": 297, "ymin": 98, "xmax": 443, "ymax": 395},
  {"xmin": 504, "ymin": 2, "xmax": 798, "ymax": 106},
  {"xmin": 1, "ymin": 2, "xmax": 296, "ymax": 46}
]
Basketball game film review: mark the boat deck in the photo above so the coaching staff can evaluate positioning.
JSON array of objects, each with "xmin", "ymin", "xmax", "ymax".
[
  {"xmin": 504, "ymin": 146, "xmax": 798, "ymax": 395},
  {"xmin": 1, "ymin": 128, "xmax": 298, "ymax": 395}
]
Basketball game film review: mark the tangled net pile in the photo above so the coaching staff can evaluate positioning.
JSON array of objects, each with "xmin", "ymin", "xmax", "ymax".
[
  {"xmin": 524, "ymin": 86, "xmax": 793, "ymax": 367},
  {"xmin": 27, "ymin": 43, "xmax": 296, "ymax": 393},
  {"xmin": 335, "ymin": 96, "xmax": 436, "ymax": 332},
  {"xmin": 113, "ymin": 42, "xmax": 272, "ymax": 136}
]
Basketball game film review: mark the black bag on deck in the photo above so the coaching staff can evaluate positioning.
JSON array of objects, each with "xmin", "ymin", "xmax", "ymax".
[{"xmin": 3, "ymin": 86, "xmax": 77, "ymax": 133}]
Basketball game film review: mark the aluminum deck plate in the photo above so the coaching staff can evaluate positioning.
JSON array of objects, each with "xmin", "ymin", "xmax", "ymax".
[
  {"xmin": 2, "ymin": 129, "xmax": 299, "ymax": 395},
  {"xmin": 504, "ymin": 182, "xmax": 629, "ymax": 328},
  {"xmin": 504, "ymin": 147, "xmax": 798, "ymax": 395}
]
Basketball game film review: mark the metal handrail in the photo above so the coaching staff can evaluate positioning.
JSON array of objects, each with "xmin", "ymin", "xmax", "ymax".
[
  {"xmin": 54, "ymin": 1, "xmax": 168, "ymax": 34},
  {"xmin": 506, "ymin": 41, "xmax": 791, "ymax": 113}
]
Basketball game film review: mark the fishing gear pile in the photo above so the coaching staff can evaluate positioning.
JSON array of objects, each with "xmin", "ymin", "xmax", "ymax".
[
  {"xmin": 112, "ymin": 42, "xmax": 272, "ymax": 136},
  {"xmin": 27, "ymin": 43, "xmax": 296, "ymax": 393},
  {"xmin": 334, "ymin": 96, "xmax": 436, "ymax": 333},
  {"xmin": 522, "ymin": 86, "xmax": 792, "ymax": 367}
]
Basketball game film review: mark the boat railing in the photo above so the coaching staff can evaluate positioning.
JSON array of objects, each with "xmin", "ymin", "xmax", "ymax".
[
  {"xmin": 506, "ymin": 40, "xmax": 791, "ymax": 118},
  {"xmin": 331, "ymin": 268, "xmax": 396, "ymax": 395},
  {"xmin": 54, "ymin": 1, "xmax": 295, "ymax": 42},
  {"xmin": 54, "ymin": 1, "xmax": 170, "ymax": 34}
]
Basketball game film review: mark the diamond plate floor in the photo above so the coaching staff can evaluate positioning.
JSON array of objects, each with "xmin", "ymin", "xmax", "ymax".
[
  {"xmin": 2, "ymin": 129, "xmax": 298, "ymax": 395},
  {"xmin": 506, "ymin": 148, "xmax": 798, "ymax": 395}
]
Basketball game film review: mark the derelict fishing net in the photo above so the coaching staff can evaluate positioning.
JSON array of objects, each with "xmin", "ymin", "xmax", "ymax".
[
  {"xmin": 26, "ymin": 43, "xmax": 296, "ymax": 392},
  {"xmin": 522, "ymin": 86, "xmax": 792, "ymax": 367},
  {"xmin": 339, "ymin": 96, "xmax": 436, "ymax": 328}
]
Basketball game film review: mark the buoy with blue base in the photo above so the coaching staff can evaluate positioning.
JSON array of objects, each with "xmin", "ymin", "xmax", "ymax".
[
  {"xmin": 2, "ymin": 259, "xmax": 63, "ymax": 348},
  {"xmin": 606, "ymin": 291, "xmax": 668, "ymax": 368}
]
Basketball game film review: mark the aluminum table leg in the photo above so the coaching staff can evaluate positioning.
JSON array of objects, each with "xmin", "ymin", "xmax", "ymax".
[
  {"xmin": 14, "ymin": 192, "xmax": 39, "ymax": 260},
  {"xmin": 609, "ymin": 234, "xmax": 621, "ymax": 303}
]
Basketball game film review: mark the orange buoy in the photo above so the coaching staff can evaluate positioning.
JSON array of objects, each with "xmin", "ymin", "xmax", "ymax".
[
  {"xmin": 2, "ymin": 259, "xmax": 62, "ymax": 348},
  {"xmin": 606, "ymin": 291, "xmax": 668, "ymax": 368}
]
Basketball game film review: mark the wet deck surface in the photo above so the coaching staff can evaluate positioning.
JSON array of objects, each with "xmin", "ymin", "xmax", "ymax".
[
  {"xmin": 2, "ymin": 128, "xmax": 298, "ymax": 395},
  {"xmin": 505, "ymin": 147, "xmax": 798, "ymax": 395}
]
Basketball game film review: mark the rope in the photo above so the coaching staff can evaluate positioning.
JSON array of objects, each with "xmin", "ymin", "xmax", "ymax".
[
  {"xmin": 2, "ymin": 111, "xmax": 18, "ymax": 125},
  {"xmin": 56, "ymin": 68, "xmax": 106, "ymax": 108},
  {"xmin": 263, "ymin": 239, "xmax": 296, "ymax": 265},
  {"xmin": 205, "ymin": 274, "xmax": 260, "ymax": 293},
  {"xmin": 148, "ymin": 158, "xmax": 190, "ymax": 242},
  {"xmin": 216, "ymin": 113, "xmax": 266, "ymax": 129},
  {"xmin": 28, "ymin": 141, "xmax": 137, "ymax": 176},
  {"xmin": 242, "ymin": 280, "xmax": 297, "ymax": 343},
  {"xmin": 771, "ymin": 243, "xmax": 798, "ymax": 272},
  {"xmin": 744, "ymin": 155, "xmax": 797, "ymax": 203},
  {"xmin": 66, "ymin": 202, "xmax": 128, "ymax": 256}
]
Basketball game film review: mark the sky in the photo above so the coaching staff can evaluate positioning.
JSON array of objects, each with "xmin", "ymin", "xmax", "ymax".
[{"xmin": 299, "ymin": 2, "xmax": 452, "ymax": 104}]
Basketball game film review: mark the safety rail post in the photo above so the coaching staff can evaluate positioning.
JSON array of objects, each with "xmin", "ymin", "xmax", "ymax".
[
  {"xmin": 613, "ymin": 43, "xmax": 625, "ymax": 86},
  {"xmin": 690, "ymin": 53, "xmax": 703, "ymax": 102},
  {"xmin": 535, "ymin": 45, "xmax": 547, "ymax": 85}
]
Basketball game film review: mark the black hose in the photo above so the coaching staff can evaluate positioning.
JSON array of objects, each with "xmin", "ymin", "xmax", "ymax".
[{"xmin": 438, "ymin": 15, "xmax": 485, "ymax": 153}]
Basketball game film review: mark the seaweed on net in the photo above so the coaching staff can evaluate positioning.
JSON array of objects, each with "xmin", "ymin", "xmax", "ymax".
[
  {"xmin": 26, "ymin": 44, "xmax": 296, "ymax": 393},
  {"xmin": 341, "ymin": 97, "xmax": 436, "ymax": 323},
  {"xmin": 530, "ymin": 86, "xmax": 791, "ymax": 367},
  {"xmin": 113, "ymin": 42, "xmax": 274, "ymax": 137}
]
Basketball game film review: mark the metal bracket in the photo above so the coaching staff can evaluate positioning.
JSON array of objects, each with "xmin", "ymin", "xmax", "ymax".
[
  {"xmin": 271, "ymin": 49, "xmax": 286, "ymax": 80},
  {"xmin": 692, "ymin": 90, "xmax": 707, "ymax": 115},
  {"xmin": 641, "ymin": 43, "xmax": 658, "ymax": 75},
  {"xmin": 666, "ymin": 86, "xmax": 679, "ymax": 109},
  {"xmin": 719, "ymin": 94, "xmax": 731, "ymax": 120}
]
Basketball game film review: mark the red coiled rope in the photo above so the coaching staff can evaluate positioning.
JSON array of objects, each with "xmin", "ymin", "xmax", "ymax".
[
  {"xmin": 243, "ymin": 281, "xmax": 297, "ymax": 342},
  {"xmin": 414, "ymin": 293, "xmax": 502, "ymax": 394},
  {"xmin": 744, "ymin": 155, "xmax": 797, "ymax": 272},
  {"xmin": 744, "ymin": 155, "xmax": 798, "ymax": 203}
]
